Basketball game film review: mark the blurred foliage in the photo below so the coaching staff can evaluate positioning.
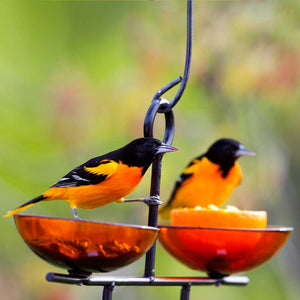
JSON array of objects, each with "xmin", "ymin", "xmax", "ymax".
[{"xmin": 1, "ymin": 1, "xmax": 300, "ymax": 300}]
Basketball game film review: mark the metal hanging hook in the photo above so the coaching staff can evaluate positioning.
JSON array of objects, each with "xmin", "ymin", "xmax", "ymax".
[
  {"xmin": 144, "ymin": 0, "xmax": 193, "ymax": 146},
  {"xmin": 152, "ymin": 0, "xmax": 193, "ymax": 113}
]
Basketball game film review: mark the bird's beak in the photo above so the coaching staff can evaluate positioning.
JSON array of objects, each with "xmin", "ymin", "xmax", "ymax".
[
  {"xmin": 155, "ymin": 143, "xmax": 179, "ymax": 155},
  {"xmin": 235, "ymin": 144, "xmax": 255, "ymax": 157}
]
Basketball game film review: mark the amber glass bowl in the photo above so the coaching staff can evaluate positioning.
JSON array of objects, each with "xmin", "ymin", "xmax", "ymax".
[
  {"xmin": 14, "ymin": 215, "xmax": 159, "ymax": 273},
  {"xmin": 158, "ymin": 225, "xmax": 292, "ymax": 276}
]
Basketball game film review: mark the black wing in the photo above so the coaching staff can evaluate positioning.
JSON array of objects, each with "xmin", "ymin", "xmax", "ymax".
[{"xmin": 51, "ymin": 158, "xmax": 118, "ymax": 188}]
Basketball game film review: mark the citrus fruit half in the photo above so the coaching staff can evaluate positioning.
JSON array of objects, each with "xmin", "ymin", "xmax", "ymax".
[{"xmin": 171, "ymin": 205, "xmax": 267, "ymax": 229}]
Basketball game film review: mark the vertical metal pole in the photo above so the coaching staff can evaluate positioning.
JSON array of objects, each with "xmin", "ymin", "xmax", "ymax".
[
  {"xmin": 144, "ymin": 157, "xmax": 162, "ymax": 277},
  {"xmin": 102, "ymin": 283, "xmax": 115, "ymax": 300},
  {"xmin": 143, "ymin": 0, "xmax": 193, "ymax": 279},
  {"xmin": 180, "ymin": 284, "xmax": 191, "ymax": 300}
]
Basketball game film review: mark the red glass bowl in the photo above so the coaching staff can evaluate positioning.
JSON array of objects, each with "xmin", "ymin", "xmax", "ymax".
[
  {"xmin": 158, "ymin": 225, "xmax": 292, "ymax": 276},
  {"xmin": 14, "ymin": 215, "xmax": 159, "ymax": 273}
]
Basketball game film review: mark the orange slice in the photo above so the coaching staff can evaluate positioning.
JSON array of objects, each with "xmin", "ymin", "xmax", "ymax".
[{"xmin": 171, "ymin": 205, "xmax": 267, "ymax": 229}]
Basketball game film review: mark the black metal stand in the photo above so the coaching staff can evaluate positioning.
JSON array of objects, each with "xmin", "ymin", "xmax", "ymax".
[
  {"xmin": 102, "ymin": 284, "xmax": 114, "ymax": 300},
  {"xmin": 143, "ymin": 0, "xmax": 192, "ymax": 281},
  {"xmin": 46, "ymin": 1, "xmax": 250, "ymax": 299},
  {"xmin": 181, "ymin": 284, "xmax": 191, "ymax": 300},
  {"xmin": 144, "ymin": 97, "xmax": 175, "ymax": 278}
]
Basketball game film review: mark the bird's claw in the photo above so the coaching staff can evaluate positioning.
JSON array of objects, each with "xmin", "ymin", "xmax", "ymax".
[{"xmin": 71, "ymin": 208, "xmax": 82, "ymax": 220}]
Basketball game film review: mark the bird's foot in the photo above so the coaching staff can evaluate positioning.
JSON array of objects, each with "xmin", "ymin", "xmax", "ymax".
[{"xmin": 71, "ymin": 208, "xmax": 82, "ymax": 220}]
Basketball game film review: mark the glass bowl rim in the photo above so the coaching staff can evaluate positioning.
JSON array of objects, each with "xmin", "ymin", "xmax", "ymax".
[
  {"xmin": 158, "ymin": 224, "xmax": 293, "ymax": 232},
  {"xmin": 14, "ymin": 214, "xmax": 160, "ymax": 232}
]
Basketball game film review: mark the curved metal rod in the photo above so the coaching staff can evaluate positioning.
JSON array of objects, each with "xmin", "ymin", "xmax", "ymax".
[
  {"xmin": 154, "ymin": 0, "xmax": 193, "ymax": 113},
  {"xmin": 152, "ymin": 76, "xmax": 182, "ymax": 103}
]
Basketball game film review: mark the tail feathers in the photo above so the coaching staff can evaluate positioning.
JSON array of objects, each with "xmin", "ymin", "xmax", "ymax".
[{"xmin": 4, "ymin": 195, "xmax": 47, "ymax": 217}]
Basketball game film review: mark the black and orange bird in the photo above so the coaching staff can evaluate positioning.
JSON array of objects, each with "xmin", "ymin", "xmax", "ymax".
[
  {"xmin": 5, "ymin": 138, "xmax": 178, "ymax": 219},
  {"xmin": 159, "ymin": 138, "xmax": 255, "ymax": 219}
]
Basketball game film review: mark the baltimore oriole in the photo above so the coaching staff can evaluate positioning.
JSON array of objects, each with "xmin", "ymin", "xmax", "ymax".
[
  {"xmin": 159, "ymin": 138, "xmax": 255, "ymax": 219},
  {"xmin": 5, "ymin": 137, "xmax": 178, "ymax": 219}
]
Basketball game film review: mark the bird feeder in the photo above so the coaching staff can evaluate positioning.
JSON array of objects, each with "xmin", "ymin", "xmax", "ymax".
[{"xmin": 12, "ymin": 1, "xmax": 293, "ymax": 300}]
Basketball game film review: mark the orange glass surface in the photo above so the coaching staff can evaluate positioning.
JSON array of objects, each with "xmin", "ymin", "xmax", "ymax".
[
  {"xmin": 158, "ymin": 225, "xmax": 292, "ymax": 276},
  {"xmin": 14, "ymin": 215, "xmax": 159, "ymax": 273}
]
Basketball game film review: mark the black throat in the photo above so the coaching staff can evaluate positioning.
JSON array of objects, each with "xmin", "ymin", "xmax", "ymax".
[{"xmin": 204, "ymin": 153, "xmax": 235, "ymax": 179}]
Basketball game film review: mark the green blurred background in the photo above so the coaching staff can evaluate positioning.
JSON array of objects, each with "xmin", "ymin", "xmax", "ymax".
[{"xmin": 1, "ymin": 1, "xmax": 299, "ymax": 299}]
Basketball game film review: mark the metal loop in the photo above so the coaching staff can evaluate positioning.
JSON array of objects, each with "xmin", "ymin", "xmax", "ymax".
[{"xmin": 144, "ymin": 98, "xmax": 175, "ymax": 145}]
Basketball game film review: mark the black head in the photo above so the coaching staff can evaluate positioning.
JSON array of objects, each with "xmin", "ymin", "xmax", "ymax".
[
  {"xmin": 205, "ymin": 138, "xmax": 255, "ymax": 177},
  {"xmin": 120, "ymin": 137, "xmax": 178, "ymax": 173}
]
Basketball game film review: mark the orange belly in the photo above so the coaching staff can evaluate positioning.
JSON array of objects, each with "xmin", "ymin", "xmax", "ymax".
[
  {"xmin": 170, "ymin": 158, "xmax": 242, "ymax": 209},
  {"xmin": 44, "ymin": 163, "xmax": 143, "ymax": 209}
]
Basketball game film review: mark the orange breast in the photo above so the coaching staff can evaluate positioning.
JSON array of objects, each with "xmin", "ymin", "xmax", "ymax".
[
  {"xmin": 170, "ymin": 157, "xmax": 242, "ymax": 209},
  {"xmin": 45, "ymin": 163, "xmax": 144, "ymax": 209}
]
